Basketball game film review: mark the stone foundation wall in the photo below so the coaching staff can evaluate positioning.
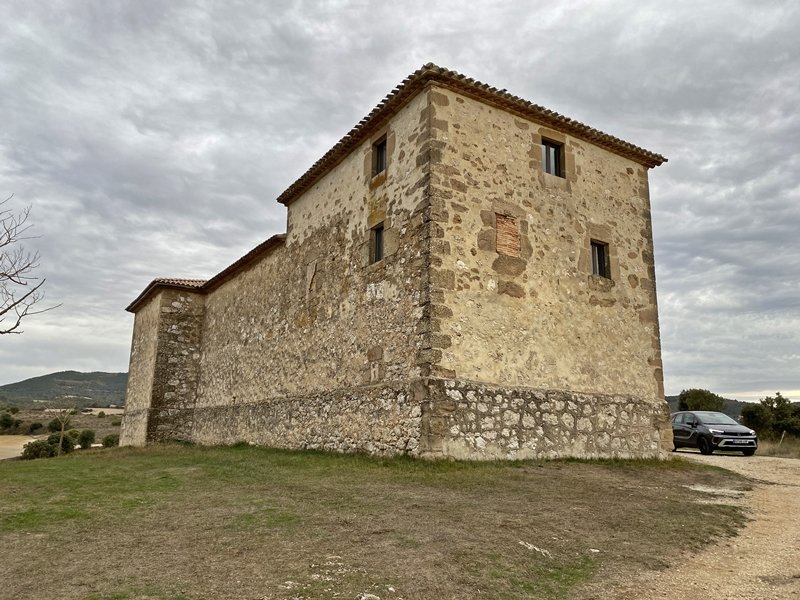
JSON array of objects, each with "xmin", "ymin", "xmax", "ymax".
[
  {"xmin": 190, "ymin": 380, "xmax": 425, "ymax": 455},
  {"xmin": 421, "ymin": 378, "xmax": 672, "ymax": 459}
]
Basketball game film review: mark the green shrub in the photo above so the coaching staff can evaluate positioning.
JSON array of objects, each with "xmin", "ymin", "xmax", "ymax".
[
  {"xmin": 102, "ymin": 434, "xmax": 119, "ymax": 448},
  {"xmin": 47, "ymin": 418, "xmax": 61, "ymax": 433},
  {"xmin": 8, "ymin": 406, "xmax": 19, "ymax": 414},
  {"xmin": 97, "ymin": 411, "xmax": 106, "ymax": 418},
  {"xmin": 111, "ymin": 418, "xmax": 122, "ymax": 427},
  {"xmin": 78, "ymin": 429, "xmax": 96, "ymax": 449},
  {"xmin": 27, "ymin": 422, "xmax": 43, "ymax": 434},
  {"xmin": 0, "ymin": 412, "xmax": 14, "ymax": 430},
  {"xmin": 47, "ymin": 433, "xmax": 75, "ymax": 454},
  {"xmin": 67, "ymin": 429, "xmax": 80, "ymax": 440},
  {"xmin": 21, "ymin": 440, "xmax": 56, "ymax": 460}
]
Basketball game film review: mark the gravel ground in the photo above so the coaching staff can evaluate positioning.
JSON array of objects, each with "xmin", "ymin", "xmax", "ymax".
[{"xmin": 585, "ymin": 451, "xmax": 800, "ymax": 599}]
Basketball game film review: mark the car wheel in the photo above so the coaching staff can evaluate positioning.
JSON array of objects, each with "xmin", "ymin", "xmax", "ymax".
[
  {"xmin": 698, "ymin": 437, "xmax": 713, "ymax": 455},
  {"xmin": 742, "ymin": 449, "xmax": 756, "ymax": 456}
]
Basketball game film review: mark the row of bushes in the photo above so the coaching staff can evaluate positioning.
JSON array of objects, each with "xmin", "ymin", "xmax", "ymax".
[
  {"xmin": 1, "ymin": 412, "xmax": 121, "ymax": 435},
  {"xmin": 21, "ymin": 431, "xmax": 119, "ymax": 460}
]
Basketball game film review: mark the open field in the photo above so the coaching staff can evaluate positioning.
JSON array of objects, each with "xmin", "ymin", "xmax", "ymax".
[{"xmin": 0, "ymin": 445, "xmax": 749, "ymax": 600}]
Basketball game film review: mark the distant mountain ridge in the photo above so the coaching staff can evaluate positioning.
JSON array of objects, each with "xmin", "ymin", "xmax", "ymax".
[{"xmin": 0, "ymin": 371, "xmax": 127, "ymax": 408}]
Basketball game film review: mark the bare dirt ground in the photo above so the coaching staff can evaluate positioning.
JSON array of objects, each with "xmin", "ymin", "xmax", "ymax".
[
  {"xmin": 0, "ymin": 435, "xmax": 35, "ymax": 460},
  {"xmin": 581, "ymin": 451, "xmax": 800, "ymax": 599}
]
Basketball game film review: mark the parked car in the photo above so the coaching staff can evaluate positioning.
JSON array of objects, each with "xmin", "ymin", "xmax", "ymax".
[{"xmin": 671, "ymin": 411, "xmax": 757, "ymax": 456}]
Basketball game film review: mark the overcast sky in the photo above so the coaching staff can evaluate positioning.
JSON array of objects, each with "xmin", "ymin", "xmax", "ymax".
[{"xmin": 1, "ymin": 0, "xmax": 798, "ymax": 402}]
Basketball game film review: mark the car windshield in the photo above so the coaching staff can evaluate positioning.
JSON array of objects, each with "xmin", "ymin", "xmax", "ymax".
[{"xmin": 695, "ymin": 412, "xmax": 738, "ymax": 425}]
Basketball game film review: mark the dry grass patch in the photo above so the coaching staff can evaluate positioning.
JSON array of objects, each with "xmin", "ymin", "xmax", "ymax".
[
  {"xmin": 0, "ymin": 445, "xmax": 749, "ymax": 600},
  {"xmin": 757, "ymin": 436, "xmax": 800, "ymax": 459}
]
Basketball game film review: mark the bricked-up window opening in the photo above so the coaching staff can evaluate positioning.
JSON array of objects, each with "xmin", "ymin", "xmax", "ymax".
[
  {"xmin": 591, "ymin": 240, "xmax": 610, "ymax": 278},
  {"xmin": 370, "ymin": 223, "xmax": 384, "ymax": 263},
  {"xmin": 496, "ymin": 214, "xmax": 521, "ymax": 257},
  {"xmin": 372, "ymin": 136, "xmax": 387, "ymax": 176},
  {"xmin": 541, "ymin": 139, "xmax": 564, "ymax": 177}
]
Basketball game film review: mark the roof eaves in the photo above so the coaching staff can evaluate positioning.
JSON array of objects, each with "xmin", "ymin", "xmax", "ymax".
[
  {"xmin": 125, "ymin": 279, "xmax": 207, "ymax": 313},
  {"xmin": 276, "ymin": 63, "xmax": 666, "ymax": 207}
]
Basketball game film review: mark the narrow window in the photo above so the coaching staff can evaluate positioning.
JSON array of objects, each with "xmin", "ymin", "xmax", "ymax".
[
  {"xmin": 372, "ymin": 136, "xmax": 387, "ymax": 176},
  {"xmin": 370, "ymin": 223, "xmax": 384, "ymax": 263},
  {"xmin": 591, "ymin": 240, "xmax": 610, "ymax": 278},
  {"xmin": 541, "ymin": 139, "xmax": 564, "ymax": 177},
  {"xmin": 495, "ymin": 214, "xmax": 520, "ymax": 257}
]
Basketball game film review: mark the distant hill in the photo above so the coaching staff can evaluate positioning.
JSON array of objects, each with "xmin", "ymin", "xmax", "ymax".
[
  {"xmin": 0, "ymin": 371, "xmax": 127, "ymax": 409},
  {"xmin": 666, "ymin": 394, "xmax": 749, "ymax": 419}
]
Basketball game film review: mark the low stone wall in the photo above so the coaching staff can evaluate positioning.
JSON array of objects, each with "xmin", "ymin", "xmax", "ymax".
[
  {"xmin": 420, "ymin": 378, "xmax": 672, "ymax": 459},
  {"xmin": 191, "ymin": 380, "xmax": 425, "ymax": 455}
]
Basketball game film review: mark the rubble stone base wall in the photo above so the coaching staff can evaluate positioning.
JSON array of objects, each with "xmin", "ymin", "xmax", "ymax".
[
  {"xmin": 123, "ymin": 377, "xmax": 671, "ymax": 460},
  {"xmin": 190, "ymin": 380, "xmax": 425, "ymax": 455},
  {"xmin": 421, "ymin": 378, "xmax": 672, "ymax": 459}
]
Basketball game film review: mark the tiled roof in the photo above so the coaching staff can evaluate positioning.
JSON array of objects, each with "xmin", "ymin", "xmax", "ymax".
[
  {"xmin": 152, "ymin": 278, "xmax": 207, "ymax": 288},
  {"xmin": 126, "ymin": 235, "xmax": 286, "ymax": 313},
  {"xmin": 276, "ymin": 63, "xmax": 667, "ymax": 207}
]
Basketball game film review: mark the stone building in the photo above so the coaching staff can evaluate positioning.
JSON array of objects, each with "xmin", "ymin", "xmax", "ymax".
[{"xmin": 120, "ymin": 64, "xmax": 672, "ymax": 459}]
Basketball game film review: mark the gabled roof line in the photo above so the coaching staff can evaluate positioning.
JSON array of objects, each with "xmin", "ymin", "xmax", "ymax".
[
  {"xmin": 276, "ymin": 63, "xmax": 667, "ymax": 207},
  {"xmin": 125, "ymin": 234, "xmax": 286, "ymax": 313}
]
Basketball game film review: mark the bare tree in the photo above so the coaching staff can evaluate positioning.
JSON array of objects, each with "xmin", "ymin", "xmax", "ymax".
[
  {"xmin": 52, "ymin": 407, "xmax": 74, "ymax": 456},
  {"xmin": 1, "ymin": 195, "xmax": 59, "ymax": 333}
]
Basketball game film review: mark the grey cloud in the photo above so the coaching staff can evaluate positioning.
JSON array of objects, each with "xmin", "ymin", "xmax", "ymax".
[{"xmin": 0, "ymin": 1, "xmax": 798, "ymax": 402}]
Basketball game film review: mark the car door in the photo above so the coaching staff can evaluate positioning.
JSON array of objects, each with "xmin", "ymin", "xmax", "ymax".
[
  {"xmin": 672, "ymin": 413, "xmax": 690, "ymax": 444},
  {"xmin": 683, "ymin": 413, "xmax": 699, "ymax": 446}
]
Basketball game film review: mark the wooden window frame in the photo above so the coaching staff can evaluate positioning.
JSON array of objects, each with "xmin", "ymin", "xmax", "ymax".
[
  {"xmin": 372, "ymin": 135, "xmax": 387, "ymax": 177},
  {"xmin": 370, "ymin": 223, "xmax": 385, "ymax": 263},
  {"xmin": 590, "ymin": 240, "xmax": 610, "ymax": 279},
  {"xmin": 541, "ymin": 139, "xmax": 564, "ymax": 178}
]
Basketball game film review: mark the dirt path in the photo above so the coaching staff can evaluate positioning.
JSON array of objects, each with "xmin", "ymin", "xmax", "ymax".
[
  {"xmin": 591, "ymin": 451, "xmax": 800, "ymax": 599},
  {"xmin": 0, "ymin": 435, "xmax": 35, "ymax": 460}
]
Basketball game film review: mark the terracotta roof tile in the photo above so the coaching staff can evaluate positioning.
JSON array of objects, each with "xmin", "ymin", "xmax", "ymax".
[
  {"xmin": 151, "ymin": 278, "xmax": 207, "ymax": 288},
  {"xmin": 276, "ymin": 63, "xmax": 666, "ymax": 206}
]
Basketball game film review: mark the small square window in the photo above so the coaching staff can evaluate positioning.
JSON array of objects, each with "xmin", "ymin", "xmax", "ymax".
[
  {"xmin": 372, "ymin": 136, "xmax": 387, "ymax": 176},
  {"xmin": 370, "ymin": 223, "xmax": 384, "ymax": 263},
  {"xmin": 591, "ymin": 240, "xmax": 610, "ymax": 278},
  {"xmin": 541, "ymin": 139, "xmax": 564, "ymax": 177}
]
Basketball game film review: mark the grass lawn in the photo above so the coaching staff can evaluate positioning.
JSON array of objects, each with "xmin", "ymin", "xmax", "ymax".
[{"xmin": 0, "ymin": 445, "xmax": 748, "ymax": 600}]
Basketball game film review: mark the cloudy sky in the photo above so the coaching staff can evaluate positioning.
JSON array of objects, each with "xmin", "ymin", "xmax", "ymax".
[{"xmin": 1, "ymin": 0, "xmax": 798, "ymax": 402}]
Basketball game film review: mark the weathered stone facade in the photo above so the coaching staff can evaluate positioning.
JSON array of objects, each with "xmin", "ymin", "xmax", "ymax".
[{"xmin": 121, "ymin": 64, "xmax": 672, "ymax": 458}]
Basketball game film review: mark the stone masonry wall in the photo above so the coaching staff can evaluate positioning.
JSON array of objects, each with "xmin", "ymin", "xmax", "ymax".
[
  {"xmin": 122, "ymin": 82, "xmax": 671, "ymax": 458},
  {"xmin": 418, "ymin": 85, "xmax": 670, "ymax": 455},
  {"xmin": 121, "ymin": 288, "xmax": 205, "ymax": 445},
  {"xmin": 120, "ymin": 292, "xmax": 161, "ymax": 446},
  {"xmin": 146, "ymin": 288, "xmax": 205, "ymax": 441},
  {"xmin": 191, "ymin": 380, "xmax": 425, "ymax": 455},
  {"xmin": 421, "ymin": 378, "xmax": 672, "ymax": 459},
  {"xmin": 192, "ymin": 90, "xmax": 436, "ymax": 422},
  {"xmin": 424, "ymin": 86, "xmax": 664, "ymax": 400}
]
